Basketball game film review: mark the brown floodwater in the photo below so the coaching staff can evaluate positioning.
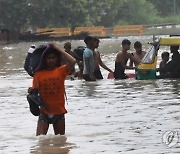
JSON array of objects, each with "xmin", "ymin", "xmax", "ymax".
[{"xmin": 0, "ymin": 36, "xmax": 180, "ymax": 154}]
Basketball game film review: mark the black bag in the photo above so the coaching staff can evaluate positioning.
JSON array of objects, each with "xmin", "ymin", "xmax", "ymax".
[
  {"xmin": 24, "ymin": 45, "xmax": 49, "ymax": 77},
  {"xmin": 73, "ymin": 46, "xmax": 85, "ymax": 61},
  {"xmin": 27, "ymin": 90, "xmax": 47, "ymax": 116},
  {"xmin": 27, "ymin": 76, "xmax": 47, "ymax": 116},
  {"xmin": 27, "ymin": 93, "xmax": 40, "ymax": 116}
]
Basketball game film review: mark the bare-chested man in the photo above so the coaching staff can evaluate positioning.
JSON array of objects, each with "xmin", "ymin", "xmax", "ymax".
[
  {"xmin": 114, "ymin": 39, "xmax": 139, "ymax": 79},
  {"xmin": 129, "ymin": 41, "xmax": 146, "ymax": 67},
  {"xmin": 93, "ymin": 38, "xmax": 113, "ymax": 79}
]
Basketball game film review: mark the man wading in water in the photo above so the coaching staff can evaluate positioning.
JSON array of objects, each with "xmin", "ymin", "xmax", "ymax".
[
  {"xmin": 114, "ymin": 39, "xmax": 139, "ymax": 79},
  {"xmin": 28, "ymin": 43, "xmax": 76, "ymax": 136},
  {"xmin": 129, "ymin": 41, "xmax": 146, "ymax": 67},
  {"xmin": 82, "ymin": 36, "xmax": 96, "ymax": 81},
  {"xmin": 93, "ymin": 37, "xmax": 113, "ymax": 79}
]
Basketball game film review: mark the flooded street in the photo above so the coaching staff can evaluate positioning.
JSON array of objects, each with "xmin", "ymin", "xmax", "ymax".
[{"xmin": 0, "ymin": 36, "xmax": 180, "ymax": 154}]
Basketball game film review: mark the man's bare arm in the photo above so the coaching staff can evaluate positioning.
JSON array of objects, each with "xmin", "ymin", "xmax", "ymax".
[{"xmin": 98, "ymin": 53, "xmax": 113, "ymax": 72}]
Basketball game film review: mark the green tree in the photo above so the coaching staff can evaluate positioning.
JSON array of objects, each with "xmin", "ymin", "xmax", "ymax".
[
  {"xmin": 115, "ymin": 0, "xmax": 158, "ymax": 25},
  {"xmin": 26, "ymin": 0, "xmax": 114, "ymax": 30},
  {"xmin": 0, "ymin": 0, "xmax": 30, "ymax": 31},
  {"xmin": 0, "ymin": 0, "xmax": 179, "ymax": 33},
  {"xmin": 98, "ymin": 0, "xmax": 126, "ymax": 26},
  {"xmin": 147, "ymin": 0, "xmax": 180, "ymax": 16}
]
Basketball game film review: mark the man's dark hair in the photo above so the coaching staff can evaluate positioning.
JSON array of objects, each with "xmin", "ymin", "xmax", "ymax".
[
  {"xmin": 170, "ymin": 46, "xmax": 179, "ymax": 53},
  {"xmin": 94, "ymin": 37, "xmax": 100, "ymax": 42},
  {"xmin": 161, "ymin": 52, "xmax": 169, "ymax": 59},
  {"xmin": 134, "ymin": 41, "xmax": 142, "ymax": 49},
  {"xmin": 84, "ymin": 36, "xmax": 94, "ymax": 44},
  {"xmin": 122, "ymin": 39, "xmax": 131, "ymax": 45},
  {"xmin": 40, "ymin": 47, "xmax": 62, "ymax": 71}
]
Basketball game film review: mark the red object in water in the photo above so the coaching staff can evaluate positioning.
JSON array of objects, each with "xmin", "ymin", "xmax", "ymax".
[
  {"xmin": 107, "ymin": 72, "xmax": 114, "ymax": 79},
  {"xmin": 126, "ymin": 73, "xmax": 136, "ymax": 78}
]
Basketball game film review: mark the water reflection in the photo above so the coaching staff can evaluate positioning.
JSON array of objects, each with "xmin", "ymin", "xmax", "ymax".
[
  {"xmin": 30, "ymin": 135, "xmax": 76, "ymax": 154},
  {"xmin": 82, "ymin": 81, "xmax": 98, "ymax": 97},
  {"xmin": 156, "ymin": 79, "xmax": 180, "ymax": 96}
]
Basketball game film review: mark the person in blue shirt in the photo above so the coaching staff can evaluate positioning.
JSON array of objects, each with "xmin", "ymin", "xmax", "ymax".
[{"xmin": 82, "ymin": 36, "xmax": 96, "ymax": 81}]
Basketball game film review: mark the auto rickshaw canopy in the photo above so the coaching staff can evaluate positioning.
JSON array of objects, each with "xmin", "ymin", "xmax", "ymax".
[{"xmin": 159, "ymin": 37, "xmax": 180, "ymax": 46}]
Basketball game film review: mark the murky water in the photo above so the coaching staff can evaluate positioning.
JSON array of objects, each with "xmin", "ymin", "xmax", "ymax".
[{"xmin": 0, "ymin": 36, "xmax": 180, "ymax": 154}]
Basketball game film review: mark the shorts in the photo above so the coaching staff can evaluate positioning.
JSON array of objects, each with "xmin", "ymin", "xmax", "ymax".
[
  {"xmin": 94, "ymin": 70, "xmax": 103, "ymax": 79},
  {"xmin": 38, "ymin": 113, "xmax": 65, "ymax": 124},
  {"xmin": 83, "ymin": 74, "xmax": 91, "ymax": 81}
]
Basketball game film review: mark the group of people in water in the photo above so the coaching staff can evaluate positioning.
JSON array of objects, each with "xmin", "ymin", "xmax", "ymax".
[
  {"xmin": 63, "ymin": 36, "xmax": 147, "ymax": 80},
  {"xmin": 25, "ymin": 36, "xmax": 180, "ymax": 136},
  {"xmin": 64, "ymin": 36, "xmax": 180, "ymax": 80},
  {"xmin": 158, "ymin": 45, "xmax": 180, "ymax": 78}
]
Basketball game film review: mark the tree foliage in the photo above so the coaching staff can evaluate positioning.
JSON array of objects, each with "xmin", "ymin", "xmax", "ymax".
[
  {"xmin": 114, "ymin": 0, "xmax": 158, "ymax": 25},
  {"xmin": 147, "ymin": 0, "xmax": 180, "ymax": 16},
  {"xmin": 0, "ymin": 0, "xmax": 179, "ymax": 32},
  {"xmin": 0, "ymin": 0, "xmax": 30, "ymax": 31}
]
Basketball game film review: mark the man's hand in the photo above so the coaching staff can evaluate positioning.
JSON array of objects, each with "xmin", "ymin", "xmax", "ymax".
[{"xmin": 28, "ymin": 87, "xmax": 38, "ymax": 94}]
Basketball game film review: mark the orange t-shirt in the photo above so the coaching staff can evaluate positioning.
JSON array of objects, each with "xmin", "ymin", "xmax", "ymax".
[{"xmin": 33, "ymin": 65, "xmax": 68, "ymax": 115}]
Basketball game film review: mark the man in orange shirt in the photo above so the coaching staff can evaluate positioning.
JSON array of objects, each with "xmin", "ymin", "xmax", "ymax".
[{"xmin": 28, "ymin": 43, "xmax": 76, "ymax": 136}]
